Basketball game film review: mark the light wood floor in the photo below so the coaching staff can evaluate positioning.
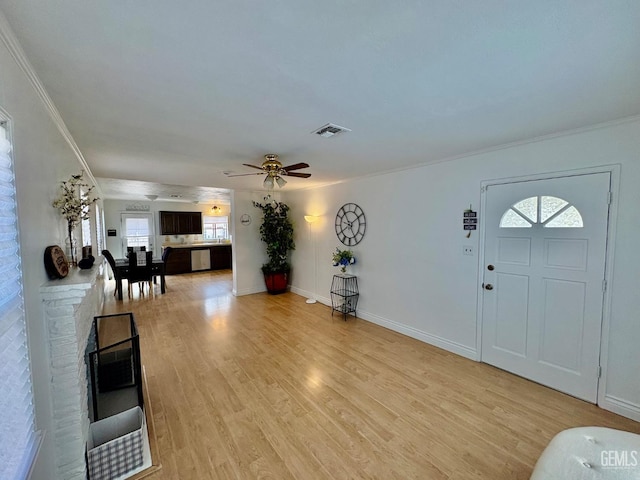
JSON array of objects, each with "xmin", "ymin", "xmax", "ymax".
[{"xmin": 102, "ymin": 271, "xmax": 640, "ymax": 480}]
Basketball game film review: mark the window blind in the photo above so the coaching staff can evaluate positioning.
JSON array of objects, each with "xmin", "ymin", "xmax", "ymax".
[
  {"xmin": 203, "ymin": 215, "xmax": 228, "ymax": 225},
  {"xmin": 81, "ymin": 218, "xmax": 91, "ymax": 247},
  {"xmin": 95, "ymin": 204, "xmax": 104, "ymax": 252},
  {"xmin": 125, "ymin": 217, "xmax": 150, "ymax": 236},
  {"xmin": 80, "ymin": 188, "xmax": 91, "ymax": 247},
  {"xmin": 0, "ymin": 124, "xmax": 39, "ymax": 479}
]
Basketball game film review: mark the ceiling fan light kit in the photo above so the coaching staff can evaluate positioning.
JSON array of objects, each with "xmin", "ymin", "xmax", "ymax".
[{"xmin": 228, "ymin": 154, "xmax": 311, "ymax": 189}]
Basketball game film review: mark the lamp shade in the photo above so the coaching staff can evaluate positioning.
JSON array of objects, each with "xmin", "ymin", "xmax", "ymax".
[{"xmin": 304, "ymin": 215, "xmax": 318, "ymax": 223}]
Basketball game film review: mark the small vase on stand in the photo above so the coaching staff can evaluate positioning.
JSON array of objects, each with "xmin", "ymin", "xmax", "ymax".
[{"xmin": 66, "ymin": 222, "xmax": 77, "ymax": 266}]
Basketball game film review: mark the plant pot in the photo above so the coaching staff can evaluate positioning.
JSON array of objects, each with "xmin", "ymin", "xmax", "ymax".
[{"xmin": 263, "ymin": 271, "xmax": 289, "ymax": 294}]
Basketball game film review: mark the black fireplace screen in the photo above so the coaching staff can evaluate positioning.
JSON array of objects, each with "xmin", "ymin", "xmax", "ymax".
[{"xmin": 87, "ymin": 312, "xmax": 143, "ymax": 421}]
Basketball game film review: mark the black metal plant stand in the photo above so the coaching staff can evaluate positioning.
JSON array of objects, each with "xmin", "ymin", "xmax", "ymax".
[{"xmin": 330, "ymin": 274, "xmax": 359, "ymax": 320}]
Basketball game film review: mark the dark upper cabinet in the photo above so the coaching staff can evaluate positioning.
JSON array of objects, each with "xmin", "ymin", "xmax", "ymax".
[
  {"xmin": 189, "ymin": 212, "xmax": 203, "ymax": 234},
  {"xmin": 160, "ymin": 211, "xmax": 177, "ymax": 235},
  {"xmin": 160, "ymin": 211, "xmax": 203, "ymax": 235}
]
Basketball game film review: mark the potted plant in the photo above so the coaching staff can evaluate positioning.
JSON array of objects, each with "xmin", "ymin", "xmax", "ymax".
[
  {"xmin": 332, "ymin": 247, "xmax": 356, "ymax": 273},
  {"xmin": 253, "ymin": 196, "xmax": 295, "ymax": 294}
]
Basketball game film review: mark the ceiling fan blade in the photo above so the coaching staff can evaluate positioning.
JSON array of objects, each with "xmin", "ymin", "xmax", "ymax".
[
  {"xmin": 226, "ymin": 172, "xmax": 266, "ymax": 177},
  {"xmin": 242, "ymin": 163, "xmax": 266, "ymax": 171},
  {"xmin": 282, "ymin": 162, "xmax": 310, "ymax": 172},
  {"xmin": 284, "ymin": 172, "xmax": 311, "ymax": 178}
]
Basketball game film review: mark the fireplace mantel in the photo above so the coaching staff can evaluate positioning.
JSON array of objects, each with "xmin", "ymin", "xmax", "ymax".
[{"xmin": 40, "ymin": 261, "xmax": 105, "ymax": 480}]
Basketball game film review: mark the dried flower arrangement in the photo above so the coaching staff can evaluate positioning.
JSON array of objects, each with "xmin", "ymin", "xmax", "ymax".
[{"xmin": 52, "ymin": 172, "xmax": 98, "ymax": 265}]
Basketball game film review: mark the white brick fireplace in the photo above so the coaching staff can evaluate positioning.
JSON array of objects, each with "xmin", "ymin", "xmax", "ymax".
[{"xmin": 40, "ymin": 264, "xmax": 105, "ymax": 480}]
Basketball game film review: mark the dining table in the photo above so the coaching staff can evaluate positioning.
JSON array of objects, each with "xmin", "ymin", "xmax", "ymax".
[{"xmin": 114, "ymin": 257, "xmax": 166, "ymax": 300}]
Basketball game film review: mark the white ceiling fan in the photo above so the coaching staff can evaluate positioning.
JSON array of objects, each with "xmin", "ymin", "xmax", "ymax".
[{"xmin": 226, "ymin": 154, "xmax": 311, "ymax": 188}]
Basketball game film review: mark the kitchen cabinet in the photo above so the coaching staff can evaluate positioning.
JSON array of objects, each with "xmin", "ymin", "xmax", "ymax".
[
  {"xmin": 159, "ymin": 212, "xmax": 177, "ymax": 235},
  {"xmin": 164, "ymin": 248, "xmax": 191, "ymax": 275},
  {"xmin": 164, "ymin": 245, "xmax": 232, "ymax": 274},
  {"xmin": 210, "ymin": 244, "xmax": 232, "ymax": 270},
  {"xmin": 160, "ymin": 211, "xmax": 203, "ymax": 235}
]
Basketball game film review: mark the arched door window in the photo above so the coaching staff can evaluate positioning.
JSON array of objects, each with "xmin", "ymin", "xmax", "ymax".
[{"xmin": 499, "ymin": 195, "xmax": 583, "ymax": 228}]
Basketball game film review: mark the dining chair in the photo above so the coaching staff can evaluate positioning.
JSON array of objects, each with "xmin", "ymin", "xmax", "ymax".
[
  {"xmin": 158, "ymin": 247, "xmax": 173, "ymax": 288},
  {"xmin": 128, "ymin": 251, "xmax": 153, "ymax": 295},
  {"xmin": 102, "ymin": 249, "xmax": 127, "ymax": 297}
]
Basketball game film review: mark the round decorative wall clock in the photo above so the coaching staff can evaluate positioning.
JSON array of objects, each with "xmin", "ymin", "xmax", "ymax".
[{"xmin": 335, "ymin": 203, "xmax": 366, "ymax": 246}]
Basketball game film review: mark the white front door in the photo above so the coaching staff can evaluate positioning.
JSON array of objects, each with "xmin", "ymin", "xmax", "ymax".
[{"xmin": 481, "ymin": 173, "xmax": 610, "ymax": 402}]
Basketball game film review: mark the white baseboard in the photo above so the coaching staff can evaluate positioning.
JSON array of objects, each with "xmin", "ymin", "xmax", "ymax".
[
  {"xmin": 311, "ymin": 295, "xmax": 331, "ymax": 306},
  {"xmin": 233, "ymin": 285, "xmax": 266, "ymax": 296},
  {"xmin": 289, "ymin": 286, "xmax": 331, "ymax": 305},
  {"xmin": 601, "ymin": 395, "xmax": 640, "ymax": 422},
  {"xmin": 289, "ymin": 287, "xmax": 476, "ymax": 360},
  {"xmin": 357, "ymin": 310, "xmax": 477, "ymax": 360},
  {"xmin": 289, "ymin": 285, "xmax": 309, "ymax": 298}
]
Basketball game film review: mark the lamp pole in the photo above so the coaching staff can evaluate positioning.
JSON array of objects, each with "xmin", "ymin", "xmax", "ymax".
[{"xmin": 304, "ymin": 215, "xmax": 318, "ymax": 304}]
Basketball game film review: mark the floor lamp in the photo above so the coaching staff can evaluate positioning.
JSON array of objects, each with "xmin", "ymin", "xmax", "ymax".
[{"xmin": 304, "ymin": 215, "xmax": 318, "ymax": 304}]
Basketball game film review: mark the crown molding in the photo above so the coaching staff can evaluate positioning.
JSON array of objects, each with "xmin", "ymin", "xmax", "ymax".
[
  {"xmin": 343, "ymin": 113, "xmax": 640, "ymax": 187},
  {"xmin": 284, "ymin": 113, "xmax": 640, "ymax": 195},
  {"xmin": 0, "ymin": 10, "xmax": 100, "ymax": 193}
]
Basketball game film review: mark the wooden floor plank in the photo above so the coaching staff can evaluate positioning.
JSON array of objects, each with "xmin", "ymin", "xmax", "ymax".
[{"xmin": 102, "ymin": 270, "xmax": 639, "ymax": 480}]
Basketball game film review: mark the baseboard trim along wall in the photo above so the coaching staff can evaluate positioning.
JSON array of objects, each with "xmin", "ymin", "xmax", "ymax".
[
  {"xmin": 233, "ymin": 285, "xmax": 266, "ymax": 297},
  {"xmin": 289, "ymin": 286, "xmax": 315, "ymax": 301},
  {"xmin": 358, "ymin": 310, "xmax": 478, "ymax": 360},
  {"xmin": 289, "ymin": 286, "xmax": 477, "ymax": 360},
  {"xmin": 602, "ymin": 395, "xmax": 640, "ymax": 423}
]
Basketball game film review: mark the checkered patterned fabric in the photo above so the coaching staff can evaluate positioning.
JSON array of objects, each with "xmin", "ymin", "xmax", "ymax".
[
  {"xmin": 87, "ymin": 427, "xmax": 143, "ymax": 480},
  {"xmin": 135, "ymin": 250, "xmax": 147, "ymax": 266}
]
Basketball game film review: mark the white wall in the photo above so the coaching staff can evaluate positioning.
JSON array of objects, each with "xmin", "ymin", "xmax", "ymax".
[
  {"xmin": 231, "ymin": 190, "xmax": 273, "ymax": 296},
  {"xmin": 0, "ymin": 19, "xmax": 102, "ymax": 477},
  {"xmin": 102, "ymin": 199, "xmax": 230, "ymax": 259},
  {"xmin": 285, "ymin": 118, "xmax": 640, "ymax": 421}
]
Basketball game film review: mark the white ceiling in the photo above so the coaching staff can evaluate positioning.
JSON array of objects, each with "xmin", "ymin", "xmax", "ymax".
[
  {"xmin": 1, "ymin": 1, "xmax": 639, "ymax": 199},
  {"xmin": 96, "ymin": 177, "xmax": 231, "ymax": 204}
]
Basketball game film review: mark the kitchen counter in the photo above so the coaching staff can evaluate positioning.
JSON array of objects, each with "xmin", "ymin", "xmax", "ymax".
[
  {"xmin": 162, "ymin": 243, "xmax": 232, "ymax": 274},
  {"xmin": 162, "ymin": 242, "xmax": 231, "ymax": 249}
]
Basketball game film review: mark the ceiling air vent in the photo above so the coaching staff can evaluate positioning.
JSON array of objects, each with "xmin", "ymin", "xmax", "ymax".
[{"xmin": 312, "ymin": 123, "xmax": 351, "ymax": 138}]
